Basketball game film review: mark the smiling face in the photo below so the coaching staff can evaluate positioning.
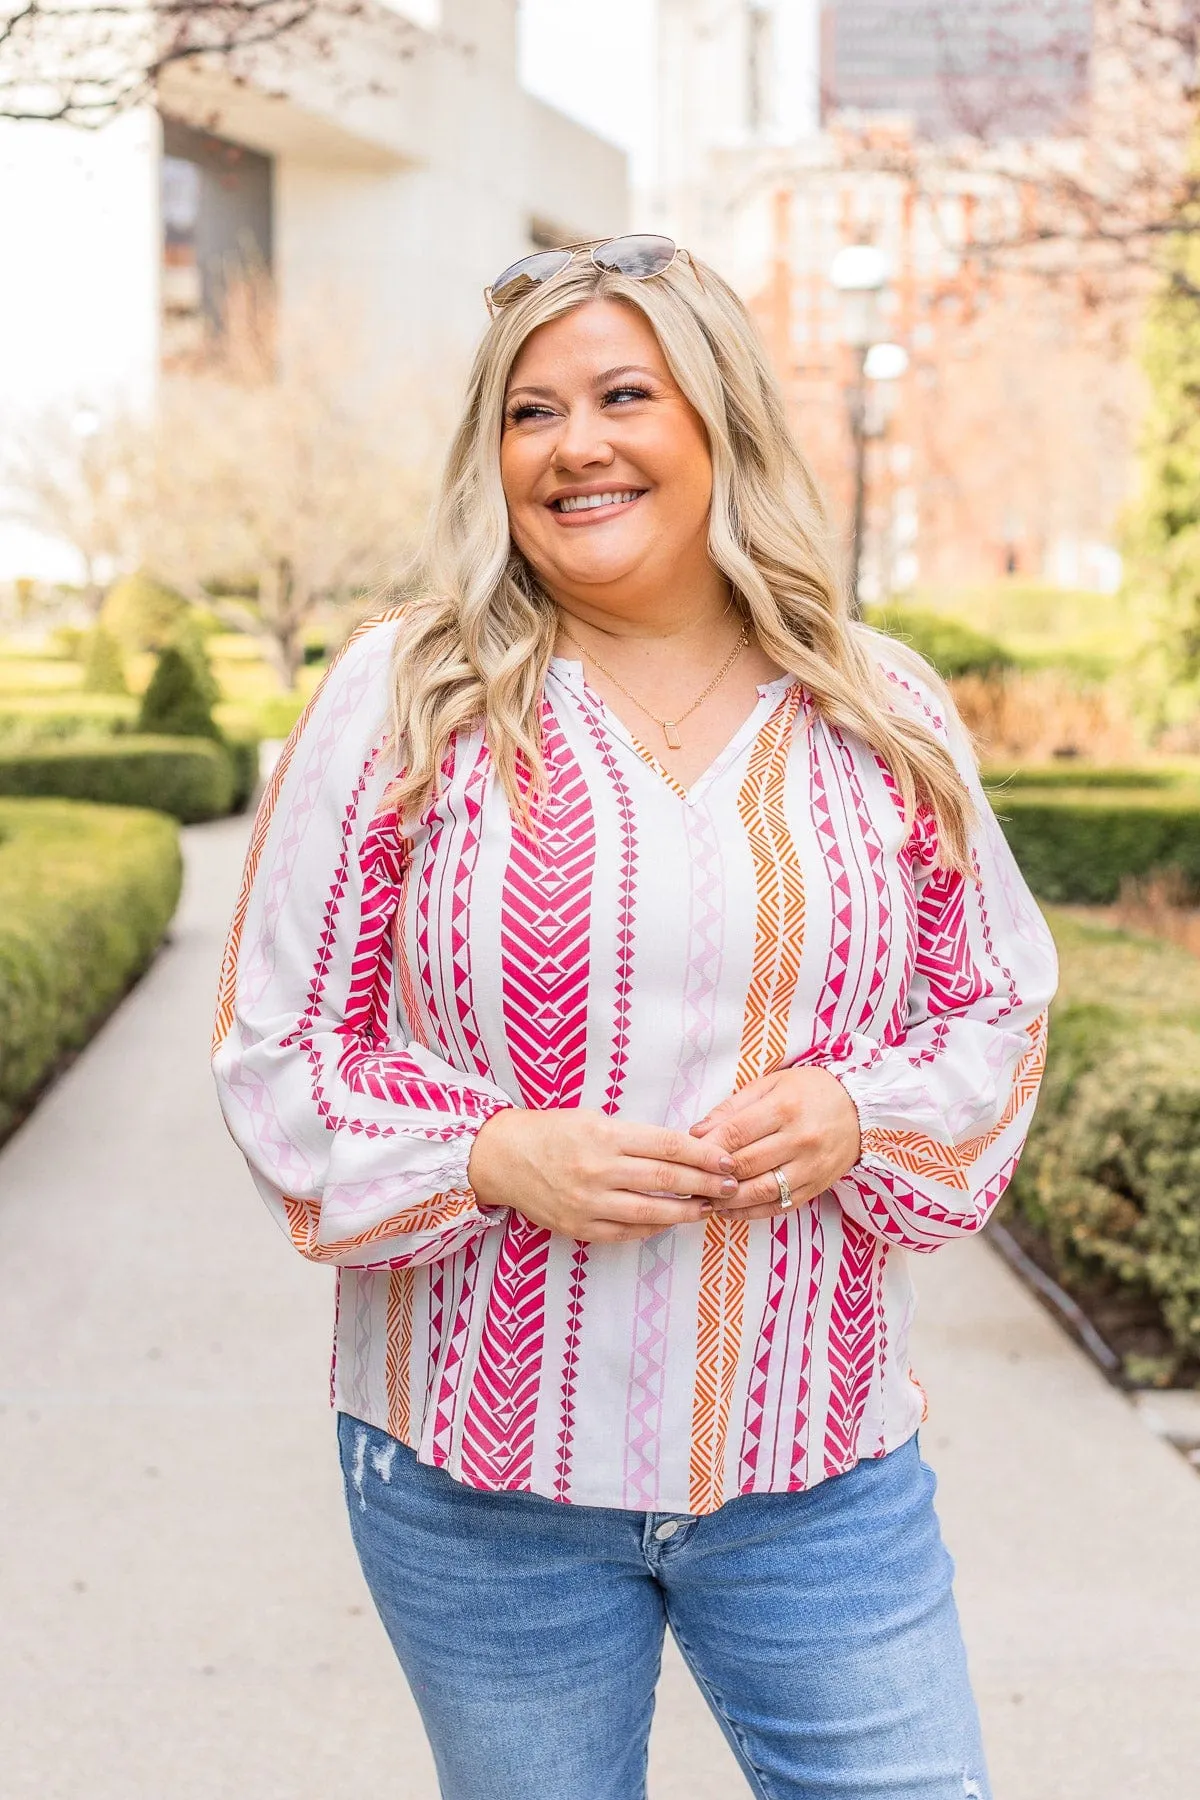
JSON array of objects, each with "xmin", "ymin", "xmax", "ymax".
[{"xmin": 499, "ymin": 299, "xmax": 718, "ymax": 621}]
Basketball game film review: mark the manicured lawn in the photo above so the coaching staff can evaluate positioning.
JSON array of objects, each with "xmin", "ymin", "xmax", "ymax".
[{"xmin": 0, "ymin": 633, "xmax": 324, "ymax": 740}]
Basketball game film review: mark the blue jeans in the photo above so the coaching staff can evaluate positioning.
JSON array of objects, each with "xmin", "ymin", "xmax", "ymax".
[{"xmin": 337, "ymin": 1416, "xmax": 990, "ymax": 1800}]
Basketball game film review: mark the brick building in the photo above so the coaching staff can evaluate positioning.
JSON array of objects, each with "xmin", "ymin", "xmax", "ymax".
[
  {"xmin": 743, "ymin": 121, "xmax": 1136, "ymax": 594},
  {"xmin": 652, "ymin": 0, "xmax": 1134, "ymax": 597}
]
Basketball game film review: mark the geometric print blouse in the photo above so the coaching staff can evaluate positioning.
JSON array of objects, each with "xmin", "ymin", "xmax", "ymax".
[{"xmin": 212, "ymin": 613, "xmax": 1057, "ymax": 1515}]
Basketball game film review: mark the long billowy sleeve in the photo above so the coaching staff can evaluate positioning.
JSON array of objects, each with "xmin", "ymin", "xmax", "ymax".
[
  {"xmin": 211, "ymin": 617, "xmax": 513, "ymax": 1269},
  {"xmin": 823, "ymin": 654, "xmax": 1058, "ymax": 1253}
]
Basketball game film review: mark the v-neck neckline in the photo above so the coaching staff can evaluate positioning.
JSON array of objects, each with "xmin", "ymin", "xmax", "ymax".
[{"xmin": 548, "ymin": 656, "xmax": 802, "ymax": 807}]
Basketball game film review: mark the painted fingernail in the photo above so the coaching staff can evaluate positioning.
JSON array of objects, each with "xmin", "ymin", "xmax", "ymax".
[
  {"xmin": 718, "ymin": 1154, "xmax": 735, "ymax": 1173},
  {"xmin": 720, "ymin": 1177, "xmax": 738, "ymax": 1196}
]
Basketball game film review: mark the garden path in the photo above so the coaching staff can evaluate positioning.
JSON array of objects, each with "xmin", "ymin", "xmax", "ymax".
[{"xmin": 0, "ymin": 816, "xmax": 1198, "ymax": 1799}]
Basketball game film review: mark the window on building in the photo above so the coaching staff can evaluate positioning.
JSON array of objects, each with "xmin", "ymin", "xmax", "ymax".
[
  {"xmin": 821, "ymin": 0, "xmax": 1092, "ymax": 139},
  {"xmin": 160, "ymin": 117, "xmax": 273, "ymax": 368}
]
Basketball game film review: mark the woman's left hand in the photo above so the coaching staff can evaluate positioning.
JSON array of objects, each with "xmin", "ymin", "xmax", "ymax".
[{"xmin": 691, "ymin": 1067, "xmax": 862, "ymax": 1220}]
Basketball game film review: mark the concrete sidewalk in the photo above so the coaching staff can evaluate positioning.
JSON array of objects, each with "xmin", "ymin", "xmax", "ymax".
[{"xmin": 1, "ymin": 816, "xmax": 1197, "ymax": 1799}]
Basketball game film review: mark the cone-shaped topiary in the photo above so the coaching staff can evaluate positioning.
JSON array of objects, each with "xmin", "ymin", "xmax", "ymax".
[
  {"xmin": 169, "ymin": 614, "xmax": 221, "ymax": 708},
  {"xmin": 80, "ymin": 627, "xmax": 129, "ymax": 696},
  {"xmin": 137, "ymin": 645, "xmax": 221, "ymax": 740},
  {"xmin": 101, "ymin": 570, "xmax": 188, "ymax": 654}
]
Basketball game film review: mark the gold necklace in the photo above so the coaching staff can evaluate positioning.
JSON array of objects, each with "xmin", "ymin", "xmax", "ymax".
[{"xmin": 559, "ymin": 617, "xmax": 751, "ymax": 750}]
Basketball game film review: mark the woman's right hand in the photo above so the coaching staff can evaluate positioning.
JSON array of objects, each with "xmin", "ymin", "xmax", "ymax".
[{"xmin": 467, "ymin": 1108, "xmax": 739, "ymax": 1243}]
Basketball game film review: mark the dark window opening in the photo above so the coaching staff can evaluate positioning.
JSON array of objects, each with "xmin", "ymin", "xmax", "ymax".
[{"xmin": 160, "ymin": 116, "xmax": 274, "ymax": 366}]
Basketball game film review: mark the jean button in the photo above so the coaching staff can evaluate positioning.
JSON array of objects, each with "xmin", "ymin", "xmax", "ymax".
[{"xmin": 655, "ymin": 1519, "xmax": 681, "ymax": 1541}]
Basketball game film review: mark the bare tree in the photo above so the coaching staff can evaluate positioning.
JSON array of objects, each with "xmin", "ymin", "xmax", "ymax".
[
  {"xmin": 0, "ymin": 0, "xmax": 432, "ymax": 128},
  {"xmin": 149, "ymin": 278, "xmax": 445, "ymax": 688},
  {"xmin": 824, "ymin": 1, "xmax": 1200, "ymax": 303},
  {"xmin": 0, "ymin": 403, "xmax": 154, "ymax": 612}
]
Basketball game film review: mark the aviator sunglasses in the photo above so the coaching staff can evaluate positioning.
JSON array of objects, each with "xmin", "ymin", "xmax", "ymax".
[{"xmin": 484, "ymin": 234, "xmax": 701, "ymax": 316}]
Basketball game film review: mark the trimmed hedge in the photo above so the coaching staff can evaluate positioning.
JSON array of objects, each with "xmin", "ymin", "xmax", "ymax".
[
  {"xmin": 1016, "ymin": 1034, "xmax": 1200, "ymax": 1368},
  {"xmin": 0, "ymin": 736, "xmax": 235, "ymax": 824},
  {"xmin": 0, "ymin": 798, "xmax": 182, "ymax": 1139},
  {"xmin": 224, "ymin": 734, "xmax": 261, "ymax": 811},
  {"xmin": 867, "ymin": 605, "xmax": 1016, "ymax": 678},
  {"xmin": 992, "ymin": 786, "xmax": 1200, "ymax": 904},
  {"xmin": 985, "ymin": 765, "xmax": 1183, "ymax": 791},
  {"xmin": 1010, "ymin": 914, "xmax": 1200, "ymax": 1378},
  {"xmin": 138, "ymin": 644, "xmax": 221, "ymax": 739},
  {"xmin": 0, "ymin": 696, "xmax": 136, "ymax": 740},
  {"xmin": 101, "ymin": 570, "xmax": 188, "ymax": 653}
]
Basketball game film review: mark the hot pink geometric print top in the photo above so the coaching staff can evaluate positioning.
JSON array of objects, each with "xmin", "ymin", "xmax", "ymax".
[{"xmin": 213, "ymin": 613, "xmax": 1057, "ymax": 1515}]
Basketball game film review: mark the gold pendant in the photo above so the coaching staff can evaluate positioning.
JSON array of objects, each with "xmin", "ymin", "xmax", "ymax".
[{"xmin": 663, "ymin": 721, "xmax": 682, "ymax": 750}]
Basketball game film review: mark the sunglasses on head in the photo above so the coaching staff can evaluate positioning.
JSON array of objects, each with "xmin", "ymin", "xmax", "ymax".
[{"xmin": 484, "ymin": 234, "xmax": 702, "ymax": 316}]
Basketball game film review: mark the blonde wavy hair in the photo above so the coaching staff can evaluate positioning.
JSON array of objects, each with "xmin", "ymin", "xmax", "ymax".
[{"xmin": 390, "ymin": 251, "xmax": 973, "ymax": 871}]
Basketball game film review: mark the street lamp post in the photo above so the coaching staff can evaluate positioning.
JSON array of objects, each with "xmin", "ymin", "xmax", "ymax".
[
  {"xmin": 830, "ymin": 243, "xmax": 903, "ymax": 615},
  {"xmin": 830, "ymin": 245, "xmax": 886, "ymax": 613},
  {"xmin": 848, "ymin": 354, "xmax": 869, "ymax": 612}
]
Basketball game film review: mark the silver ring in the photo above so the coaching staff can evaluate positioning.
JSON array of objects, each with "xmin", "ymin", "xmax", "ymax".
[{"xmin": 772, "ymin": 1167, "xmax": 793, "ymax": 1210}]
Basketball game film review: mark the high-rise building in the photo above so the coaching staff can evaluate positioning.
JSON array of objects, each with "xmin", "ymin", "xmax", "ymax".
[{"xmin": 820, "ymin": 0, "xmax": 1094, "ymax": 139}]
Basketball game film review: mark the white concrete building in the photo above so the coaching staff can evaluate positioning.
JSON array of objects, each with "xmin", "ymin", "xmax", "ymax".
[
  {"xmin": 0, "ymin": 0, "xmax": 627, "ymax": 581},
  {"xmin": 651, "ymin": 0, "xmax": 820, "ymax": 259}
]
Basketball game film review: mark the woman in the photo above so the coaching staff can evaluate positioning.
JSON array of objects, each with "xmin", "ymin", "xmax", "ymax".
[{"xmin": 213, "ymin": 235, "xmax": 1056, "ymax": 1800}]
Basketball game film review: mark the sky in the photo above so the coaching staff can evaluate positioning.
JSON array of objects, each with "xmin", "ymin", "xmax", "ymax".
[{"xmin": 517, "ymin": 0, "xmax": 659, "ymax": 188}]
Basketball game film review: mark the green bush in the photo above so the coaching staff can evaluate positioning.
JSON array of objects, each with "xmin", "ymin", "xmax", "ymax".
[
  {"xmin": 1007, "ymin": 913, "xmax": 1200, "ymax": 1379},
  {"xmin": 1015, "ymin": 1022, "xmax": 1200, "ymax": 1369},
  {"xmin": 224, "ymin": 733, "xmax": 261, "ymax": 812},
  {"xmin": 138, "ymin": 645, "xmax": 221, "ymax": 740},
  {"xmin": 48, "ymin": 626, "xmax": 86, "ymax": 662},
  {"xmin": 993, "ymin": 786, "xmax": 1200, "ymax": 903},
  {"xmin": 170, "ymin": 615, "xmax": 222, "ymax": 707},
  {"xmin": 81, "ymin": 626, "xmax": 129, "ymax": 696},
  {"xmin": 101, "ymin": 570, "xmax": 188, "ymax": 653},
  {"xmin": 0, "ymin": 797, "xmax": 182, "ymax": 1139},
  {"xmin": 867, "ymin": 605, "xmax": 1017, "ymax": 679},
  {"xmin": 0, "ymin": 736, "xmax": 235, "ymax": 824}
]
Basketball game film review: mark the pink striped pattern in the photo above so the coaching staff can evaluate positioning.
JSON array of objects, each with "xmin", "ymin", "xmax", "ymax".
[
  {"xmin": 459, "ymin": 1220, "xmax": 552, "ymax": 1489},
  {"xmin": 212, "ymin": 618, "xmax": 1057, "ymax": 1514},
  {"xmin": 499, "ymin": 707, "xmax": 596, "ymax": 1112},
  {"xmin": 460, "ymin": 707, "xmax": 597, "ymax": 1491},
  {"xmin": 823, "ymin": 1216, "xmax": 880, "ymax": 1477}
]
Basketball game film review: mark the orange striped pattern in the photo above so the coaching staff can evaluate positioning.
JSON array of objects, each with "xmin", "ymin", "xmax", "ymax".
[
  {"xmin": 860, "ymin": 1011, "xmax": 1048, "ymax": 1191},
  {"xmin": 732, "ymin": 690, "xmax": 807, "ymax": 1081},
  {"xmin": 628, "ymin": 733, "xmax": 688, "ymax": 800},
  {"xmin": 386, "ymin": 1269, "xmax": 415, "ymax": 1442},
  {"xmin": 688, "ymin": 689, "xmax": 806, "ymax": 1514},
  {"xmin": 281, "ymin": 1188, "xmax": 478, "ymax": 1264},
  {"xmin": 211, "ymin": 608, "xmax": 406, "ymax": 1056},
  {"xmin": 689, "ymin": 1217, "xmax": 751, "ymax": 1513}
]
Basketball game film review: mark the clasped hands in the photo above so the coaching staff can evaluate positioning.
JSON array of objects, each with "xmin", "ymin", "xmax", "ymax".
[{"xmin": 467, "ymin": 1067, "xmax": 862, "ymax": 1245}]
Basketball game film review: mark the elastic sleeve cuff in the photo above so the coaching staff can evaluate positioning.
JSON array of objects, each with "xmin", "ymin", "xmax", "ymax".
[{"xmin": 796, "ymin": 1031, "xmax": 889, "ymax": 1132}]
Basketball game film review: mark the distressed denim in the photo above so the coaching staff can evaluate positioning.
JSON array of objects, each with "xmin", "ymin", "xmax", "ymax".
[{"xmin": 338, "ymin": 1416, "xmax": 991, "ymax": 1800}]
